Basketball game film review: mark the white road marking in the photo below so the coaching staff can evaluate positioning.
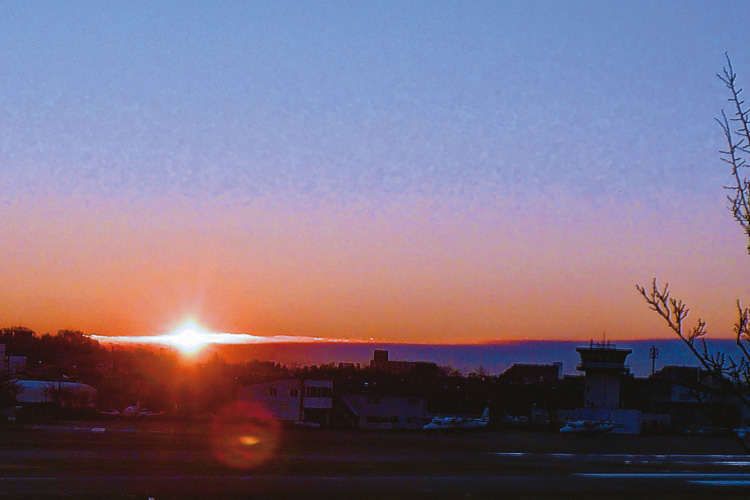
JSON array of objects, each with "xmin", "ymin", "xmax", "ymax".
[
  {"xmin": 577, "ymin": 473, "xmax": 750, "ymax": 479},
  {"xmin": 689, "ymin": 480, "xmax": 750, "ymax": 486}
]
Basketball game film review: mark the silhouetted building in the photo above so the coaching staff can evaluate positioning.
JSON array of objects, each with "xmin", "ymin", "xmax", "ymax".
[
  {"xmin": 500, "ymin": 363, "xmax": 562, "ymax": 384},
  {"xmin": 369, "ymin": 350, "xmax": 439, "ymax": 377},
  {"xmin": 557, "ymin": 341, "xmax": 640, "ymax": 433},
  {"xmin": 338, "ymin": 393, "xmax": 430, "ymax": 430},
  {"xmin": 577, "ymin": 341, "xmax": 631, "ymax": 409},
  {"xmin": 640, "ymin": 365, "xmax": 740, "ymax": 431}
]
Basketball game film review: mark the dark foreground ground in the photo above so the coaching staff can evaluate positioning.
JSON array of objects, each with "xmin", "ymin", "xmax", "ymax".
[{"xmin": 2, "ymin": 420, "xmax": 750, "ymax": 499}]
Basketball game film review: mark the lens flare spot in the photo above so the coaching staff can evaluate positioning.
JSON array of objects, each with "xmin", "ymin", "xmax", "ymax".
[
  {"xmin": 240, "ymin": 435, "xmax": 261, "ymax": 446},
  {"xmin": 210, "ymin": 401, "xmax": 281, "ymax": 469}
]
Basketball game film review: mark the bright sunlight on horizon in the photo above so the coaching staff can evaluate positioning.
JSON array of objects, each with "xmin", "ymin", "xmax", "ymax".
[{"xmin": 90, "ymin": 321, "xmax": 347, "ymax": 356}]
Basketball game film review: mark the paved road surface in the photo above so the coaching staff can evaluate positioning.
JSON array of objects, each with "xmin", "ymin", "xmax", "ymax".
[{"xmin": 1, "ymin": 421, "xmax": 750, "ymax": 499}]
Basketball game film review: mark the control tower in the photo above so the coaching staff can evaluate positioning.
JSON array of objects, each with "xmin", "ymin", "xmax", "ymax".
[{"xmin": 577, "ymin": 341, "xmax": 631, "ymax": 409}]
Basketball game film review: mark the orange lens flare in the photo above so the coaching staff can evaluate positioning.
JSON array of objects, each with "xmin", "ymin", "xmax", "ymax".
[{"xmin": 210, "ymin": 401, "xmax": 281, "ymax": 469}]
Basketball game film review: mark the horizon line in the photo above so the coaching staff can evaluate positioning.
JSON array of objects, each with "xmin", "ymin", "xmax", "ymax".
[{"xmin": 87, "ymin": 333, "xmax": 720, "ymax": 347}]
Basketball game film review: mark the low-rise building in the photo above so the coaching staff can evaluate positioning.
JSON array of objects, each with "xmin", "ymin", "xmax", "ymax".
[
  {"xmin": 338, "ymin": 393, "xmax": 430, "ymax": 430},
  {"xmin": 639, "ymin": 365, "xmax": 740, "ymax": 431},
  {"xmin": 15, "ymin": 380, "xmax": 96, "ymax": 408},
  {"xmin": 0, "ymin": 344, "xmax": 27, "ymax": 375},
  {"xmin": 240, "ymin": 378, "xmax": 333, "ymax": 426}
]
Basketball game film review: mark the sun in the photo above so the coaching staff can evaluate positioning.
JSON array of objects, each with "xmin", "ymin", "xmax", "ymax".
[
  {"xmin": 164, "ymin": 321, "xmax": 213, "ymax": 355},
  {"xmin": 89, "ymin": 321, "xmax": 333, "ymax": 353}
]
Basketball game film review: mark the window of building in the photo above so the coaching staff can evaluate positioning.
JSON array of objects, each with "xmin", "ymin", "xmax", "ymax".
[
  {"xmin": 290, "ymin": 388, "xmax": 299, "ymax": 397},
  {"xmin": 305, "ymin": 385, "xmax": 332, "ymax": 398},
  {"xmin": 269, "ymin": 388, "xmax": 277, "ymax": 396}
]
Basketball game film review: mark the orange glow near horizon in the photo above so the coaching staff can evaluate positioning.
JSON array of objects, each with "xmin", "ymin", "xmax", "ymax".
[
  {"xmin": 2, "ymin": 191, "xmax": 748, "ymax": 344},
  {"xmin": 4, "ymin": 3, "xmax": 750, "ymax": 349}
]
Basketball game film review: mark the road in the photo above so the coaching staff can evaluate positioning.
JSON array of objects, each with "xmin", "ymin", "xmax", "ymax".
[{"xmin": 1, "ymin": 421, "xmax": 750, "ymax": 499}]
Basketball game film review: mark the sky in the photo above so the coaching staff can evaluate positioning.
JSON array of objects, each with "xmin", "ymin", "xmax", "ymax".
[{"xmin": 0, "ymin": 1, "xmax": 748, "ymax": 343}]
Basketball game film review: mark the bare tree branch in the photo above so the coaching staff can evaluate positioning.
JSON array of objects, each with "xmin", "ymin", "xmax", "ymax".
[
  {"xmin": 635, "ymin": 279, "xmax": 707, "ymax": 343},
  {"xmin": 735, "ymin": 300, "xmax": 750, "ymax": 360},
  {"xmin": 718, "ymin": 53, "xmax": 750, "ymax": 252},
  {"xmin": 637, "ymin": 280, "xmax": 750, "ymax": 412},
  {"xmin": 635, "ymin": 56, "xmax": 750, "ymax": 439}
]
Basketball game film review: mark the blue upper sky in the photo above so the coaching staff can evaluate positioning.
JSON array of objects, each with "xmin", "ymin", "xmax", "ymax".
[{"xmin": 1, "ymin": 1, "xmax": 742, "ymax": 202}]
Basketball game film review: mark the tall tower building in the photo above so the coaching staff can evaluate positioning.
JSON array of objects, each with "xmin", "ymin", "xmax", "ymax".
[{"xmin": 577, "ymin": 341, "xmax": 631, "ymax": 409}]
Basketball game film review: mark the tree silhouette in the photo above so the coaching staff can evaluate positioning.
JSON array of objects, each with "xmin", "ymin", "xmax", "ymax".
[
  {"xmin": 717, "ymin": 55, "xmax": 750, "ymax": 253},
  {"xmin": 637, "ymin": 55, "xmax": 750, "ymax": 424}
]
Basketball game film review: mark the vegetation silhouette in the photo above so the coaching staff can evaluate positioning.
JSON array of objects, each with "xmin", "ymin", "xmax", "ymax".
[
  {"xmin": 0, "ymin": 327, "xmax": 521, "ymax": 423},
  {"xmin": 637, "ymin": 54, "xmax": 750, "ymax": 434}
]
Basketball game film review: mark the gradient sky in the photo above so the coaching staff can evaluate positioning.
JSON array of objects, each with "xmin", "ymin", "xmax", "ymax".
[{"xmin": 1, "ymin": 1, "xmax": 748, "ymax": 343}]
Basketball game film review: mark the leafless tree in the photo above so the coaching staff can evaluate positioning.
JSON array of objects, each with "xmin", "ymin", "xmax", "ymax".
[
  {"xmin": 636, "ymin": 280, "xmax": 750, "ymax": 403},
  {"xmin": 718, "ymin": 54, "xmax": 750, "ymax": 253},
  {"xmin": 637, "ymin": 55, "xmax": 750, "ymax": 422}
]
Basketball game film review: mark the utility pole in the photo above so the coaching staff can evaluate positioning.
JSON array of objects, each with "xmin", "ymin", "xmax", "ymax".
[{"xmin": 649, "ymin": 345, "xmax": 659, "ymax": 376}]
